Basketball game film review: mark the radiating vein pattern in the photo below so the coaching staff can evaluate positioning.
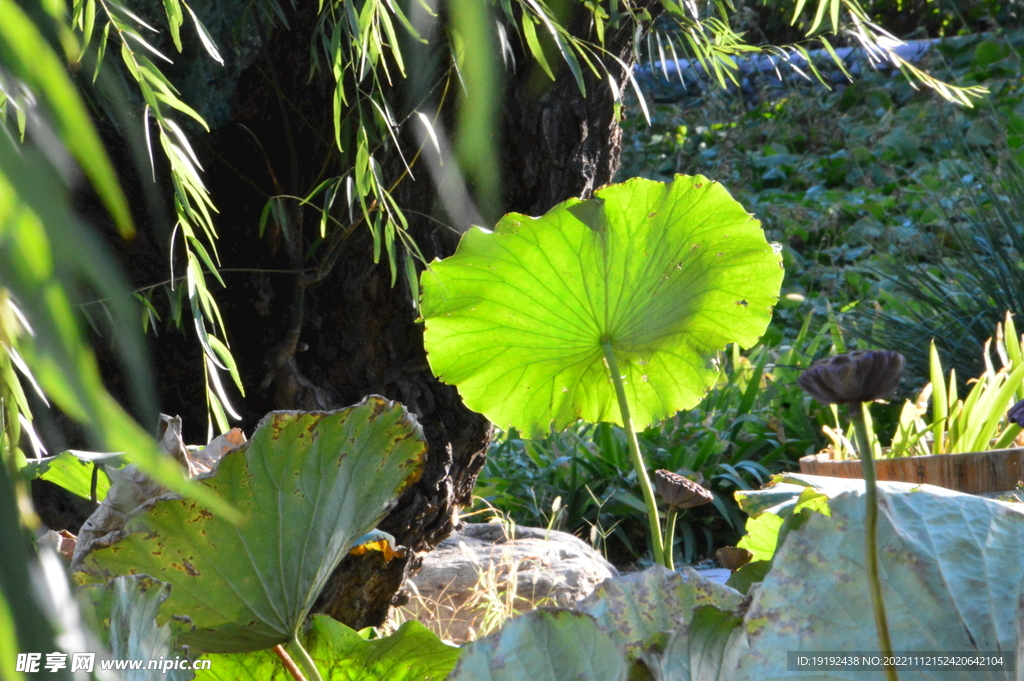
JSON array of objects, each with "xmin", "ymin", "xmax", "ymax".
[{"xmin": 421, "ymin": 175, "xmax": 784, "ymax": 435}]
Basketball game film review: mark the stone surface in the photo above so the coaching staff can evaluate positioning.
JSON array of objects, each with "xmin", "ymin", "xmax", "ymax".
[{"xmin": 398, "ymin": 523, "xmax": 618, "ymax": 643}]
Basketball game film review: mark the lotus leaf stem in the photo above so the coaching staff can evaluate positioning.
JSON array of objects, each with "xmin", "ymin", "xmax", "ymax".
[
  {"xmin": 288, "ymin": 634, "xmax": 323, "ymax": 681},
  {"xmin": 602, "ymin": 340, "xmax": 666, "ymax": 567},
  {"xmin": 273, "ymin": 644, "xmax": 306, "ymax": 681},
  {"xmin": 664, "ymin": 507, "xmax": 679, "ymax": 571},
  {"xmin": 852, "ymin": 403, "xmax": 898, "ymax": 681}
]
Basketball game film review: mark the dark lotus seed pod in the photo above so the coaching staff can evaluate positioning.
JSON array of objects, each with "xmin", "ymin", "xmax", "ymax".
[
  {"xmin": 1008, "ymin": 398, "xmax": 1024, "ymax": 427},
  {"xmin": 797, "ymin": 350, "xmax": 905, "ymax": 405},
  {"xmin": 655, "ymin": 469, "xmax": 714, "ymax": 509}
]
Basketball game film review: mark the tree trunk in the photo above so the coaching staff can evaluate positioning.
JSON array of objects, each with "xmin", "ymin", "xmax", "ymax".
[{"xmin": 87, "ymin": 3, "xmax": 654, "ymax": 630}]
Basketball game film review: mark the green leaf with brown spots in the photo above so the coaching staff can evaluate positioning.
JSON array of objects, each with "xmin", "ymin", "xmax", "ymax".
[
  {"xmin": 575, "ymin": 566, "xmax": 744, "ymax": 654},
  {"xmin": 76, "ymin": 396, "xmax": 426, "ymax": 654},
  {"xmin": 420, "ymin": 175, "xmax": 784, "ymax": 437}
]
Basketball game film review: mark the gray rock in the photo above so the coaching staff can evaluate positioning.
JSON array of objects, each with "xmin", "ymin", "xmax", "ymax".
[{"xmin": 398, "ymin": 523, "xmax": 618, "ymax": 643}]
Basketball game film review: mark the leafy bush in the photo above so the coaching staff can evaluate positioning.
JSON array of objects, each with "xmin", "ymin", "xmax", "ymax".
[
  {"xmin": 619, "ymin": 30, "xmax": 1024, "ymax": 357},
  {"xmin": 474, "ymin": 312, "xmax": 846, "ymax": 567}
]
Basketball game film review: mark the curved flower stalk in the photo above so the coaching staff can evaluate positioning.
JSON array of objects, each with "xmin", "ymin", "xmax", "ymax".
[
  {"xmin": 654, "ymin": 469, "xmax": 713, "ymax": 570},
  {"xmin": 799, "ymin": 349, "xmax": 905, "ymax": 681}
]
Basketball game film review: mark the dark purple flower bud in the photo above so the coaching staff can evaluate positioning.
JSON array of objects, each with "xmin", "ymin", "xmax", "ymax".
[
  {"xmin": 655, "ymin": 469, "xmax": 714, "ymax": 509},
  {"xmin": 798, "ymin": 350, "xmax": 905, "ymax": 405},
  {"xmin": 716, "ymin": 546, "xmax": 753, "ymax": 571},
  {"xmin": 1008, "ymin": 398, "xmax": 1024, "ymax": 427}
]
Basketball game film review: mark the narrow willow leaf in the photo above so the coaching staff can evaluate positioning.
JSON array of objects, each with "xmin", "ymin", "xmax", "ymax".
[
  {"xmin": 416, "ymin": 112, "xmax": 441, "ymax": 155},
  {"xmin": 611, "ymin": 53, "xmax": 649, "ymax": 124},
  {"xmin": 162, "ymin": 0, "xmax": 183, "ymax": 51},
  {"xmin": 656, "ymin": 31, "xmax": 669, "ymax": 80},
  {"xmin": 377, "ymin": 7, "xmax": 404, "ymax": 76},
  {"xmin": 793, "ymin": 44, "xmax": 829, "ymax": 89},
  {"xmin": 522, "ymin": 0, "xmax": 584, "ymax": 93},
  {"xmin": 123, "ymin": 29, "xmax": 173, "ymax": 64},
  {"xmin": 205, "ymin": 355, "xmax": 240, "ymax": 421},
  {"xmin": 81, "ymin": 0, "xmax": 97, "ymax": 54},
  {"xmin": 112, "ymin": 3, "xmax": 161, "ymax": 33},
  {"xmin": 205, "ymin": 379, "xmax": 230, "ymax": 438},
  {"xmin": 818, "ymin": 35, "xmax": 853, "ymax": 80},
  {"xmin": 404, "ymin": 247, "xmax": 420, "ymax": 312},
  {"xmin": 0, "ymin": 0, "xmax": 133, "ymax": 237},
  {"xmin": 163, "ymin": 118, "xmax": 203, "ymax": 169},
  {"xmin": 187, "ymin": 236, "xmax": 224, "ymax": 287},
  {"xmin": 185, "ymin": 4, "xmax": 224, "ymax": 65},
  {"xmin": 92, "ymin": 21, "xmax": 110, "ymax": 81},
  {"xmin": 809, "ymin": 0, "xmax": 829, "ymax": 34},
  {"xmin": 521, "ymin": 15, "xmax": 554, "ymax": 80}
]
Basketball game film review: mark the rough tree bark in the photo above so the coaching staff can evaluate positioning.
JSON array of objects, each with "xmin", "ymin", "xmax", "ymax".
[{"xmin": 82, "ymin": 2, "xmax": 657, "ymax": 629}]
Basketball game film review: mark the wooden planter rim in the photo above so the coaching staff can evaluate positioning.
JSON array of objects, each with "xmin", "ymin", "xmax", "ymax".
[{"xmin": 797, "ymin": 447, "xmax": 1024, "ymax": 495}]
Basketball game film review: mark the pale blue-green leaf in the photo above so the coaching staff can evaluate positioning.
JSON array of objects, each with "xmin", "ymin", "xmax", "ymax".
[
  {"xmin": 576, "ymin": 566, "xmax": 743, "ymax": 653},
  {"xmin": 109, "ymin": 575, "xmax": 193, "ymax": 681},
  {"xmin": 654, "ymin": 486, "xmax": 1024, "ymax": 679},
  {"xmin": 451, "ymin": 610, "xmax": 627, "ymax": 681}
]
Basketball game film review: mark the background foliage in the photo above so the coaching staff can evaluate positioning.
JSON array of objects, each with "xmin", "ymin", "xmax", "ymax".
[
  {"xmin": 2, "ymin": 0, "xmax": 1022, "ymax": 675},
  {"xmin": 476, "ymin": 20, "xmax": 1024, "ymax": 568}
]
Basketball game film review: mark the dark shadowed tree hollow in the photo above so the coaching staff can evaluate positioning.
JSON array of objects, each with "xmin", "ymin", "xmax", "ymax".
[{"xmin": 68, "ymin": 1, "xmax": 660, "ymax": 629}]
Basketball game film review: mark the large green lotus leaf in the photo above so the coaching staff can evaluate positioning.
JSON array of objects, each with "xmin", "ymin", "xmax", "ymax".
[
  {"xmin": 576, "ymin": 566, "xmax": 743, "ymax": 652},
  {"xmin": 196, "ymin": 616, "xmax": 459, "ymax": 681},
  {"xmin": 420, "ymin": 175, "xmax": 783, "ymax": 435},
  {"xmin": 450, "ymin": 610, "xmax": 628, "ymax": 681},
  {"xmin": 77, "ymin": 397, "xmax": 426, "ymax": 653},
  {"xmin": 661, "ymin": 490, "xmax": 1024, "ymax": 680}
]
